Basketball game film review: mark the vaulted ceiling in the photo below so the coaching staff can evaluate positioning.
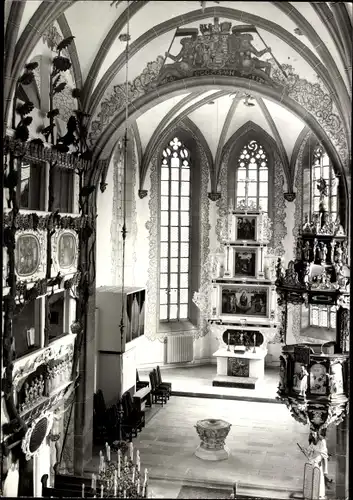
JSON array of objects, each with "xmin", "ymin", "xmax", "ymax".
[{"xmin": 4, "ymin": 1, "xmax": 352, "ymax": 182}]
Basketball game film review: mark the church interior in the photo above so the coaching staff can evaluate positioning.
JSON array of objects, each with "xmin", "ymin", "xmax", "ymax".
[{"xmin": 1, "ymin": 1, "xmax": 351, "ymax": 499}]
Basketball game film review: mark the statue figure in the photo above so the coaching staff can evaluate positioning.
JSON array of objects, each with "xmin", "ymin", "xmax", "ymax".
[
  {"xmin": 293, "ymin": 365, "xmax": 309, "ymax": 395},
  {"xmin": 303, "ymin": 241, "xmax": 311, "ymax": 261},
  {"xmin": 342, "ymin": 240, "xmax": 348, "ymax": 264},
  {"xmin": 302, "ymin": 431, "xmax": 332, "ymax": 499},
  {"xmin": 302, "ymin": 214, "xmax": 312, "ymax": 233},
  {"xmin": 335, "ymin": 244, "xmax": 343, "ymax": 264},
  {"xmin": 318, "ymin": 242, "xmax": 327, "ymax": 264},
  {"xmin": 330, "ymin": 240, "xmax": 336, "ymax": 264},
  {"xmin": 157, "ymin": 37, "xmax": 195, "ymax": 83},
  {"xmin": 312, "ymin": 238, "xmax": 319, "ymax": 262},
  {"xmin": 312, "ymin": 213, "xmax": 321, "ymax": 234},
  {"xmin": 236, "ymin": 33, "xmax": 272, "ymax": 76},
  {"xmin": 278, "ymin": 356, "xmax": 287, "ymax": 392},
  {"xmin": 320, "ymin": 213, "xmax": 330, "ymax": 233},
  {"xmin": 333, "ymin": 215, "xmax": 345, "ymax": 236},
  {"xmin": 285, "ymin": 260, "xmax": 300, "ymax": 286}
]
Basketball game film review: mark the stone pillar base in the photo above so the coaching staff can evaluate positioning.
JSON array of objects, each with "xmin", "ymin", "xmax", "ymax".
[{"xmin": 195, "ymin": 445, "xmax": 230, "ymax": 461}]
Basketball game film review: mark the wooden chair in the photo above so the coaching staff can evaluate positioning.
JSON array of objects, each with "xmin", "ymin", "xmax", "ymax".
[
  {"xmin": 124, "ymin": 391, "xmax": 145, "ymax": 428},
  {"xmin": 120, "ymin": 395, "xmax": 141, "ymax": 441},
  {"xmin": 149, "ymin": 370, "xmax": 168, "ymax": 406},
  {"xmin": 156, "ymin": 365, "xmax": 172, "ymax": 396},
  {"xmin": 136, "ymin": 369, "xmax": 149, "ymax": 391}
]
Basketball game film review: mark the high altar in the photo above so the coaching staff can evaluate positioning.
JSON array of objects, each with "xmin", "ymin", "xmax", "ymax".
[{"xmin": 206, "ymin": 203, "xmax": 279, "ymax": 389}]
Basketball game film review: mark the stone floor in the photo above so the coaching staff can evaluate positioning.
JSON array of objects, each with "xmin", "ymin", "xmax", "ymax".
[
  {"xmin": 88, "ymin": 394, "xmax": 336, "ymax": 498},
  {"xmin": 139, "ymin": 364, "xmax": 280, "ymax": 402}
]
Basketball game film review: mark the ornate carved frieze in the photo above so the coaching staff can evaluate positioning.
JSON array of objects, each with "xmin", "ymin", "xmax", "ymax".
[
  {"xmin": 271, "ymin": 65, "xmax": 348, "ymax": 169},
  {"xmin": 12, "ymin": 335, "xmax": 76, "ymax": 390},
  {"xmin": 269, "ymin": 156, "xmax": 286, "ymax": 256},
  {"xmin": 3, "ymin": 136, "xmax": 89, "ymax": 171},
  {"xmin": 3, "ymin": 210, "xmax": 90, "ymax": 231},
  {"xmin": 215, "ymin": 149, "xmax": 229, "ymax": 254}
]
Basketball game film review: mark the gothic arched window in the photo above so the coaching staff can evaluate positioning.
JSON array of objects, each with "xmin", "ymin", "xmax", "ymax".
[
  {"xmin": 159, "ymin": 137, "xmax": 191, "ymax": 321},
  {"xmin": 235, "ymin": 139, "xmax": 269, "ymax": 212},
  {"xmin": 311, "ymin": 146, "xmax": 338, "ymax": 218}
]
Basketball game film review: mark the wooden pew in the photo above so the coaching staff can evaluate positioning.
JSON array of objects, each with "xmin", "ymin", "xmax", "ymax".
[
  {"xmin": 133, "ymin": 384, "xmax": 152, "ymax": 411},
  {"xmin": 41, "ymin": 473, "xmax": 102, "ymax": 498}
]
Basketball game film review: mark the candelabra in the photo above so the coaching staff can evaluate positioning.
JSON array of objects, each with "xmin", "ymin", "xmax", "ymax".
[{"xmin": 90, "ymin": 442, "xmax": 149, "ymax": 498}]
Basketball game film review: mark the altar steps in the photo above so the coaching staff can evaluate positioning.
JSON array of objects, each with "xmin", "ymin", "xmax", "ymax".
[{"xmin": 212, "ymin": 375, "xmax": 257, "ymax": 390}]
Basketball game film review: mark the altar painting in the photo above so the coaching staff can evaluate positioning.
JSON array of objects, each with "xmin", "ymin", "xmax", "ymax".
[
  {"xmin": 220, "ymin": 285, "xmax": 269, "ymax": 318},
  {"xmin": 233, "ymin": 247, "xmax": 257, "ymax": 278},
  {"xmin": 235, "ymin": 215, "xmax": 257, "ymax": 242}
]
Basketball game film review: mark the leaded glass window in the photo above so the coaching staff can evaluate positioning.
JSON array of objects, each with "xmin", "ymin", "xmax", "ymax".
[
  {"xmin": 311, "ymin": 146, "xmax": 338, "ymax": 218},
  {"xmin": 235, "ymin": 140, "xmax": 268, "ymax": 212},
  {"xmin": 310, "ymin": 305, "xmax": 336, "ymax": 330},
  {"xmin": 159, "ymin": 137, "xmax": 190, "ymax": 321}
]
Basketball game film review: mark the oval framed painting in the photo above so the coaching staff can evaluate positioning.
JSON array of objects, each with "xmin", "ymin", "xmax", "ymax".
[
  {"xmin": 15, "ymin": 231, "xmax": 47, "ymax": 281},
  {"xmin": 58, "ymin": 232, "xmax": 77, "ymax": 269},
  {"xmin": 51, "ymin": 229, "xmax": 78, "ymax": 275}
]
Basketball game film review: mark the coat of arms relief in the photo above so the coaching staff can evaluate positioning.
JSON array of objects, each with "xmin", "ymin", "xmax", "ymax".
[{"xmin": 155, "ymin": 18, "xmax": 278, "ymax": 87}]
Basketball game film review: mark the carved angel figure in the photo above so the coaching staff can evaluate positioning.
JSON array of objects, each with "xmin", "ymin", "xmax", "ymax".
[{"xmin": 333, "ymin": 215, "xmax": 345, "ymax": 236}]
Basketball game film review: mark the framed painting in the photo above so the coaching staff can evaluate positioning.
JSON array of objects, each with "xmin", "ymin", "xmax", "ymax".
[
  {"xmin": 233, "ymin": 247, "xmax": 258, "ymax": 278},
  {"xmin": 219, "ymin": 284, "xmax": 270, "ymax": 320},
  {"xmin": 15, "ymin": 230, "xmax": 47, "ymax": 282},
  {"xmin": 51, "ymin": 229, "xmax": 78, "ymax": 275},
  {"xmin": 234, "ymin": 214, "xmax": 258, "ymax": 242}
]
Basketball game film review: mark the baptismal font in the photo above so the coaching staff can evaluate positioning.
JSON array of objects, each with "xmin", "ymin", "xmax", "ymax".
[{"xmin": 275, "ymin": 178, "xmax": 349, "ymax": 499}]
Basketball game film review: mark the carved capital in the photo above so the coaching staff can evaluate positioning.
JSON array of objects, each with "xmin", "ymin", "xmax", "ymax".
[
  {"xmin": 208, "ymin": 192, "xmax": 221, "ymax": 201},
  {"xmin": 138, "ymin": 189, "xmax": 148, "ymax": 199},
  {"xmin": 284, "ymin": 192, "xmax": 296, "ymax": 202}
]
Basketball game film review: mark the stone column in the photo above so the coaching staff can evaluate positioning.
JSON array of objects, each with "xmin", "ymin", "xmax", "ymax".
[{"xmin": 335, "ymin": 416, "xmax": 349, "ymax": 499}]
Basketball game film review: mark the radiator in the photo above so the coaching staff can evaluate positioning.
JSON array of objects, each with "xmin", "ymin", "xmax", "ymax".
[{"xmin": 166, "ymin": 334, "xmax": 194, "ymax": 363}]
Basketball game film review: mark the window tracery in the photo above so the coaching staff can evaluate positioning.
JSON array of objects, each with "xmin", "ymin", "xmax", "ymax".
[
  {"xmin": 235, "ymin": 139, "xmax": 269, "ymax": 212},
  {"xmin": 159, "ymin": 137, "xmax": 191, "ymax": 321}
]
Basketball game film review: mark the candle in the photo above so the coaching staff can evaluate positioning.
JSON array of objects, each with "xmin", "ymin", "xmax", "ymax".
[
  {"xmin": 131, "ymin": 466, "xmax": 135, "ymax": 484},
  {"xmin": 91, "ymin": 473, "xmax": 96, "ymax": 491},
  {"xmin": 137, "ymin": 479, "xmax": 140, "ymax": 495},
  {"xmin": 100, "ymin": 485, "xmax": 104, "ymax": 498},
  {"xmin": 123, "ymin": 490, "xmax": 126, "ymax": 498},
  {"xmin": 113, "ymin": 470, "xmax": 117, "ymax": 496},
  {"xmin": 82, "ymin": 484, "xmax": 85, "ymax": 498},
  {"xmin": 124, "ymin": 454, "xmax": 128, "ymax": 465},
  {"xmin": 136, "ymin": 450, "xmax": 140, "ymax": 473},
  {"xmin": 142, "ymin": 486, "xmax": 146, "ymax": 497},
  {"xmin": 107, "ymin": 445, "xmax": 111, "ymax": 462},
  {"xmin": 129, "ymin": 441, "xmax": 134, "ymax": 461},
  {"xmin": 144, "ymin": 468, "xmax": 148, "ymax": 485},
  {"xmin": 117, "ymin": 450, "xmax": 121, "ymax": 478}
]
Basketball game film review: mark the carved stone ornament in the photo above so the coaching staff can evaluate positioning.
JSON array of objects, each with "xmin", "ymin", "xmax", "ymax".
[
  {"xmin": 21, "ymin": 411, "xmax": 54, "ymax": 460},
  {"xmin": 12, "ymin": 335, "xmax": 76, "ymax": 390},
  {"xmin": 138, "ymin": 189, "xmax": 148, "ymax": 199},
  {"xmin": 284, "ymin": 192, "xmax": 296, "ymax": 202},
  {"xmin": 3, "ymin": 136, "xmax": 89, "ymax": 172},
  {"xmin": 14, "ymin": 230, "xmax": 47, "ymax": 283},
  {"xmin": 208, "ymin": 192, "xmax": 221, "ymax": 201},
  {"xmin": 51, "ymin": 229, "xmax": 79, "ymax": 276}
]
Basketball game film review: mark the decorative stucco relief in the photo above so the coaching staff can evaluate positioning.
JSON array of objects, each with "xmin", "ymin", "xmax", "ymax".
[
  {"xmin": 88, "ymin": 56, "xmax": 164, "ymax": 145},
  {"xmin": 195, "ymin": 145, "xmax": 211, "ymax": 340},
  {"xmin": 215, "ymin": 150, "xmax": 229, "ymax": 253},
  {"xmin": 145, "ymin": 152, "xmax": 160, "ymax": 342},
  {"xmin": 271, "ymin": 64, "xmax": 348, "ymax": 169},
  {"xmin": 111, "ymin": 142, "xmax": 123, "ymax": 285},
  {"xmin": 269, "ymin": 155, "xmax": 286, "ymax": 256}
]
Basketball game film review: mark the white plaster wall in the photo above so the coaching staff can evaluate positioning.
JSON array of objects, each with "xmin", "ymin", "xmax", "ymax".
[
  {"xmin": 135, "ymin": 335, "xmax": 165, "ymax": 368},
  {"xmin": 134, "ymin": 173, "xmax": 150, "ymax": 288},
  {"xmin": 34, "ymin": 443, "xmax": 51, "ymax": 496}
]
